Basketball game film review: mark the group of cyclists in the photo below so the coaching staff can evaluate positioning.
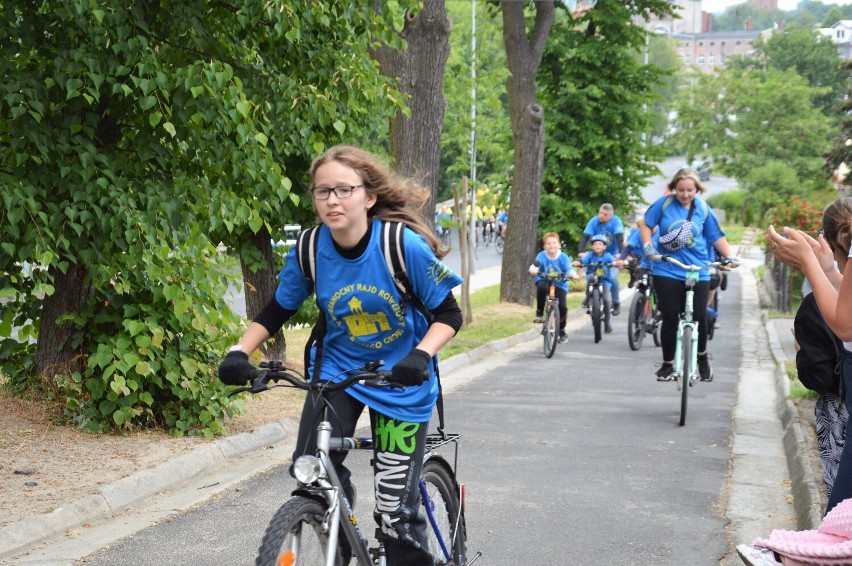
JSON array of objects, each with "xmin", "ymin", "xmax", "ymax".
[
  {"xmin": 434, "ymin": 200, "xmax": 508, "ymax": 248},
  {"xmin": 530, "ymin": 167, "xmax": 739, "ymax": 380},
  {"xmin": 215, "ymin": 152, "xmax": 738, "ymax": 564}
]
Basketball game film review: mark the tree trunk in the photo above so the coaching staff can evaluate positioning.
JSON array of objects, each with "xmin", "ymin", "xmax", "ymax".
[
  {"xmin": 371, "ymin": 1, "xmax": 451, "ymax": 222},
  {"xmin": 453, "ymin": 180, "xmax": 473, "ymax": 325},
  {"xmin": 499, "ymin": 1, "xmax": 555, "ymax": 306},
  {"xmin": 240, "ymin": 226, "xmax": 286, "ymax": 361},
  {"xmin": 36, "ymin": 261, "xmax": 93, "ymax": 380}
]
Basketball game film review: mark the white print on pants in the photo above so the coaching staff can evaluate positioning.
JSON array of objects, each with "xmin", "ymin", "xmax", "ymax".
[{"xmin": 374, "ymin": 451, "xmax": 412, "ymax": 539}]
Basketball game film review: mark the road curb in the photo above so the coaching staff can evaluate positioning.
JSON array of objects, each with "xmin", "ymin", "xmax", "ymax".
[
  {"xmin": 0, "ymin": 420, "xmax": 291, "ymax": 561},
  {"xmin": 0, "ymin": 321, "xmax": 547, "ymax": 562}
]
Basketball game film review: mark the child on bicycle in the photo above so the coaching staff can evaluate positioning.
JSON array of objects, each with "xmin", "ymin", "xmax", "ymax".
[
  {"xmin": 217, "ymin": 145, "xmax": 463, "ymax": 565},
  {"xmin": 529, "ymin": 232, "xmax": 580, "ymax": 343},
  {"xmin": 574, "ymin": 234, "xmax": 624, "ymax": 334}
]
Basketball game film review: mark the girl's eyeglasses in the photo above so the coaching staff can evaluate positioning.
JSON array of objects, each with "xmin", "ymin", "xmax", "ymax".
[{"xmin": 311, "ymin": 185, "xmax": 365, "ymax": 200}]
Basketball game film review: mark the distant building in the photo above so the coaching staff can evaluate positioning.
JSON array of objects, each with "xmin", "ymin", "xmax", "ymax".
[
  {"xmin": 674, "ymin": 30, "xmax": 761, "ymax": 72},
  {"xmin": 640, "ymin": 1, "xmax": 760, "ymax": 73},
  {"xmin": 817, "ymin": 20, "xmax": 852, "ymax": 60}
]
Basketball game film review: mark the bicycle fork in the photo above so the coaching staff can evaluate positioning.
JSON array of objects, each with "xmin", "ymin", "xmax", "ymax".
[{"xmin": 674, "ymin": 287, "xmax": 699, "ymax": 389}]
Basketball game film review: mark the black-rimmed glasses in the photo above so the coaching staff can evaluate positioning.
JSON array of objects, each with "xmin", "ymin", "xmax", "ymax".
[{"xmin": 311, "ymin": 184, "xmax": 366, "ymax": 200}]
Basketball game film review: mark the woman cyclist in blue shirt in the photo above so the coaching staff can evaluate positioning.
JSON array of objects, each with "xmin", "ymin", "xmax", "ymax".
[
  {"xmin": 218, "ymin": 145, "xmax": 463, "ymax": 565},
  {"xmin": 640, "ymin": 168, "xmax": 735, "ymax": 382}
]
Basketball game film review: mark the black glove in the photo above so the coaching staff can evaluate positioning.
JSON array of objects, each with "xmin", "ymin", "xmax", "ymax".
[
  {"xmin": 218, "ymin": 351, "xmax": 254, "ymax": 386},
  {"xmin": 390, "ymin": 348, "xmax": 431, "ymax": 387}
]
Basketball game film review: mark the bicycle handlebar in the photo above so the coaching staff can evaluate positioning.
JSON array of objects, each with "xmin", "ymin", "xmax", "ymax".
[
  {"xmin": 226, "ymin": 360, "xmax": 399, "ymax": 398},
  {"xmin": 650, "ymin": 255, "xmax": 739, "ymax": 271}
]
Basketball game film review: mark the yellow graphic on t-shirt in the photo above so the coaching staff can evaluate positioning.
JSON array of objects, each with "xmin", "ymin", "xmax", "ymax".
[{"xmin": 343, "ymin": 296, "xmax": 392, "ymax": 337}]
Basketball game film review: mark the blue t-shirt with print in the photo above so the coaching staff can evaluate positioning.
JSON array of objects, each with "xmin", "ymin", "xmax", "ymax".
[
  {"xmin": 533, "ymin": 251, "xmax": 577, "ymax": 291},
  {"xmin": 580, "ymin": 251, "xmax": 618, "ymax": 286},
  {"xmin": 583, "ymin": 215, "xmax": 625, "ymax": 255},
  {"xmin": 274, "ymin": 219, "xmax": 463, "ymax": 422},
  {"xmin": 643, "ymin": 195, "xmax": 725, "ymax": 282},
  {"xmin": 622, "ymin": 228, "xmax": 659, "ymax": 269}
]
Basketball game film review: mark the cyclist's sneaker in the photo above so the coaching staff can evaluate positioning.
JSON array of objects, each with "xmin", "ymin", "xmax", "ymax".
[
  {"xmin": 656, "ymin": 363, "xmax": 675, "ymax": 381},
  {"xmin": 582, "ymin": 296, "xmax": 589, "ymax": 309},
  {"xmin": 533, "ymin": 312, "xmax": 543, "ymax": 324},
  {"xmin": 735, "ymin": 544, "xmax": 782, "ymax": 566},
  {"xmin": 558, "ymin": 331, "xmax": 568, "ymax": 343},
  {"xmin": 612, "ymin": 303, "xmax": 621, "ymax": 316},
  {"xmin": 698, "ymin": 354, "xmax": 714, "ymax": 382}
]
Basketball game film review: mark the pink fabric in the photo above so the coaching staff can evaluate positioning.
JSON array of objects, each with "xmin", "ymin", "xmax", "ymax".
[{"xmin": 753, "ymin": 499, "xmax": 852, "ymax": 564}]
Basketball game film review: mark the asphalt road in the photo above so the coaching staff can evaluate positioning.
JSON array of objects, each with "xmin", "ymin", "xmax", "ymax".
[{"xmin": 81, "ymin": 272, "xmax": 743, "ymax": 565}]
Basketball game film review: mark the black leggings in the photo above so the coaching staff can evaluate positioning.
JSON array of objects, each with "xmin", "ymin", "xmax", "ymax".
[
  {"xmin": 535, "ymin": 280, "xmax": 567, "ymax": 331},
  {"xmin": 654, "ymin": 276, "xmax": 710, "ymax": 362}
]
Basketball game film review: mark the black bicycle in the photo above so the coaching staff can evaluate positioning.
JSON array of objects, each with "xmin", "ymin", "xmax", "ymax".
[
  {"xmin": 626, "ymin": 262, "xmax": 662, "ymax": 351},
  {"xmin": 229, "ymin": 361, "xmax": 477, "ymax": 566},
  {"xmin": 534, "ymin": 268, "xmax": 574, "ymax": 358},
  {"xmin": 576, "ymin": 260, "xmax": 617, "ymax": 344}
]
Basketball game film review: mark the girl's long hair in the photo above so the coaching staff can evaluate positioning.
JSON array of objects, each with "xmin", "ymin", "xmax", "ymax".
[
  {"xmin": 823, "ymin": 197, "xmax": 852, "ymax": 257},
  {"xmin": 310, "ymin": 145, "xmax": 446, "ymax": 259}
]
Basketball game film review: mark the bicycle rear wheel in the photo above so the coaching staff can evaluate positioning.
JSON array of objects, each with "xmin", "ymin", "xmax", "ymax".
[
  {"xmin": 495, "ymin": 234, "xmax": 504, "ymax": 254},
  {"xmin": 543, "ymin": 303, "xmax": 559, "ymax": 358},
  {"xmin": 591, "ymin": 287, "xmax": 602, "ymax": 343},
  {"xmin": 422, "ymin": 458, "xmax": 467, "ymax": 566},
  {"xmin": 679, "ymin": 326, "xmax": 693, "ymax": 427},
  {"xmin": 627, "ymin": 293, "xmax": 646, "ymax": 351},
  {"xmin": 256, "ymin": 495, "xmax": 346, "ymax": 566}
]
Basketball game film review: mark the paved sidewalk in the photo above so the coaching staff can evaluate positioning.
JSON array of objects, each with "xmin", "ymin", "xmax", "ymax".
[{"xmin": 0, "ymin": 260, "xmax": 823, "ymax": 565}]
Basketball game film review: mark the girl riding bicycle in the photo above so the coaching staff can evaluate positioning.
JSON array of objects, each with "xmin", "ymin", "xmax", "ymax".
[
  {"xmin": 640, "ymin": 167, "xmax": 736, "ymax": 382},
  {"xmin": 529, "ymin": 232, "xmax": 580, "ymax": 343},
  {"xmin": 217, "ymin": 145, "xmax": 463, "ymax": 565}
]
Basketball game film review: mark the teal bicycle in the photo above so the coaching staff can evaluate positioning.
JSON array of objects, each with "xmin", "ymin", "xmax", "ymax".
[{"xmin": 653, "ymin": 255, "xmax": 737, "ymax": 426}]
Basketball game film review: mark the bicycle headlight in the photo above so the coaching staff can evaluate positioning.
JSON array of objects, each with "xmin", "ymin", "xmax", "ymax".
[{"xmin": 293, "ymin": 455, "xmax": 321, "ymax": 484}]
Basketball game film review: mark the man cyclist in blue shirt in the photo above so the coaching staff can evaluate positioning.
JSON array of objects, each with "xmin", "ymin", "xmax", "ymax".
[{"xmin": 578, "ymin": 204, "xmax": 625, "ymax": 315}]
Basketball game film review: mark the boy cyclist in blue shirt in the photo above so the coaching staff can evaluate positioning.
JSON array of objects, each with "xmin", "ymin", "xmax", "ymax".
[
  {"xmin": 575, "ymin": 234, "xmax": 624, "ymax": 334},
  {"xmin": 529, "ymin": 232, "xmax": 580, "ymax": 343}
]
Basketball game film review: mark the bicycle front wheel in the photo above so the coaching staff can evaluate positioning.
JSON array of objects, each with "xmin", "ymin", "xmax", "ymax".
[
  {"xmin": 679, "ymin": 326, "xmax": 693, "ymax": 427},
  {"xmin": 256, "ymin": 495, "xmax": 345, "ymax": 566},
  {"xmin": 495, "ymin": 235, "xmax": 504, "ymax": 254},
  {"xmin": 543, "ymin": 303, "xmax": 559, "ymax": 358},
  {"xmin": 422, "ymin": 458, "xmax": 467, "ymax": 566},
  {"xmin": 591, "ymin": 287, "xmax": 602, "ymax": 343},
  {"xmin": 627, "ymin": 293, "xmax": 646, "ymax": 351}
]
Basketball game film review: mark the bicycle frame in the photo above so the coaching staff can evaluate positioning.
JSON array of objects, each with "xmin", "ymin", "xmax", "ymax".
[
  {"xmin": 236, "ymin": 365, "xmax": 473, "ymax": 566},
  {"xmin": 673, "ymin": 270, "xmax": 700, "ymax": 388},
  {"xmin": 299, "ymin": 417, "xmax": 465, "ymax": 566}
]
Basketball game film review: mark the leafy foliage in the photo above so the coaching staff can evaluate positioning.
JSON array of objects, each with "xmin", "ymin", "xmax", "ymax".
[
  {"xmin": 673, "ymin": 66, "xmax": 832, "ymax": 202},
  {"xmin": 0, "ymin": 1, "xmax": 408, "ymax": 436},
  {"xmin": 737, "ymin": 25, "xmax": 845, "ymax": 114},
  {"xmin": 537, "ymin": 0, "xmax": 673, "ymax": 248},
  {"xmin": 767, "ymin": 196, "xmax": 824, "ymax": 232},
  {"xmin": 441, "ymin": 1, "xmax": 513, "ymax": 202}
]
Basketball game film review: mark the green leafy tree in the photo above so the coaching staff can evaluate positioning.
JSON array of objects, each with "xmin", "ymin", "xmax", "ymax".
[
  {"xmin": 371, "ymin": 1, "xmax": 450, "ymax": 219},
  {"xmin": 498, "ymin": 0, "xmax": 556, "ymax": 306},
  {"xmin": 824, "ymin": 60, "xmax": 852, "ymax": 179},
  {"xmin": 0, "ymin": 1, "xmax": 406, "ymax": 435},
  {"xmin": 441, "ymin": 1, "xmax": 513, "ymax": 202},
  {"xmin": 674, "ymin": 66, "xmax": 832, "ymax": 216},
  {"xmin": 745, "ymin": 25, "xmax": 844, "ymax": 113},
  {"xmin": 538, "ymin": 0, "xmax": 674, "ymax": 248},
  {"xmin": 712, "ymin": 2, "xmax": 785, "ymax": 32}
]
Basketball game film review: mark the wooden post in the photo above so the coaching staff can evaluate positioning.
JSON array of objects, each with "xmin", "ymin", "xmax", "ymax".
[{"xmin": 453, "ymin": 179, "xmax": 473, "ymax": 325}]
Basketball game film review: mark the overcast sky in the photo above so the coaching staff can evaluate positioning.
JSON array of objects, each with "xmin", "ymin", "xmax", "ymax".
[{"xmin": 702, "ymin": 0, "xmax": 851, "ymax": 13}]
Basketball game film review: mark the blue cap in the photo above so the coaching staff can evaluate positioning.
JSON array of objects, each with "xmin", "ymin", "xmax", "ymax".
[{"xmin": 590, "ymin": 234, "xmax": 607, "ymax": 243}]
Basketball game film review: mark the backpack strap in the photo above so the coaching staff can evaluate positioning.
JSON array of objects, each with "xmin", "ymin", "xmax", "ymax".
[
  {"xmin": 295, "ymin": 225, "xmax": 323, "ymax": 381},
  {"xmin": 296, "ymin": 225, "xmax": 321, "ymax": 293}
]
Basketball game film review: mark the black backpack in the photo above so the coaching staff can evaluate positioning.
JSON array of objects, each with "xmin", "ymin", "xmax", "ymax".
[{"xmin": 294, "ymin": 221, "xmax": 446, "ymax": 432}]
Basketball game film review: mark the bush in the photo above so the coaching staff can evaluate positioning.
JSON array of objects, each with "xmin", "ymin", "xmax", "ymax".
[{"xmin": 767, "ymin": 196, "xmax": 823, "ymax": 232}]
